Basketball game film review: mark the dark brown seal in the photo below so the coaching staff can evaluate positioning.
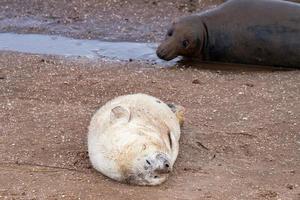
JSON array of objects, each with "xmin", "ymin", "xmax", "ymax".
[{"xmin": 156, "ymin": 0, "xmax": 300, "ymax": 68}]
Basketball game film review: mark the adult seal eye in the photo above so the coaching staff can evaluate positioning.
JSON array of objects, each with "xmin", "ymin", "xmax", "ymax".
[
  {"xmin": 182, "ymin": 40, "xmax": 189, "ymax": 48},
  {"xmin": 167, "ymin": 29, "xmax": 173, "ymax": 37}
]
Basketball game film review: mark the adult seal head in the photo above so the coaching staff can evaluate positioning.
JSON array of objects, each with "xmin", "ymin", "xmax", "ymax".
[
  {"xmin": 156, "ymin": 0, "xmax": 300, "ymax": 68},
  {"xmin": 156, "ymin": 16, "xmax": 207, "ymax": 61},
  {"xmin": 88, "ymin": 93, "xmax": 184, "ymax": 185}
]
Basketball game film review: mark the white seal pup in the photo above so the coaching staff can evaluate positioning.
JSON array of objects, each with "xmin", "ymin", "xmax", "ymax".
[{"xmin": 88, "ymin": 93, "xmax": 184, "ymax": 185}]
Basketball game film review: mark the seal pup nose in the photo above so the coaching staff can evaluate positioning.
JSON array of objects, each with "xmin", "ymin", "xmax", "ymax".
[
  {"xmin": 153, "ymin": 153, "xmax": 172, "ymax": 174},
  {"xmin": 144, "ymin": 152, "xmax": 172, "ymax": 174},
  {"xmin": 154, "ymin": 158, "xmax": 171, "ymax": 174}
]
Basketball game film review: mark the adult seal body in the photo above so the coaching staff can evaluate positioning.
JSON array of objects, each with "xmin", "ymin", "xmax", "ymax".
[
  {"xmin": 156, "ymin": 0, "xmax": 300, "ymax": 68},
  {"xmin": 88, "ymin": 93, "xmax": 184, "ymax": 185}
]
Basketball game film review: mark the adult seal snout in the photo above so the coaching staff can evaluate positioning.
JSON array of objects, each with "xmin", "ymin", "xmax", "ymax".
[
  {"xmin": 88, "ymin": 94, "xmax": 184, "ymax": 185},
  {"xmin": 157, "ymin": 0, "xmax": 300, "ymax": 68}
]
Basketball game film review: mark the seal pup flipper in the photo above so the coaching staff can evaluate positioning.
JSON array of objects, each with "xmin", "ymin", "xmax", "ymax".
[
  {"xmin": 110, "ymin": 106, "xmax": 131, "ymax": 123},
  {"xmin": 167, "ymin": 103, "xmax": 185, "ymax": 127}
]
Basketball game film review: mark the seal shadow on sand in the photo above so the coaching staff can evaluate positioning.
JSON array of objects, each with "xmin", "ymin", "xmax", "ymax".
[{"xmin": 173, "ymin": 58, "xmax": 298, "ymax": 73}]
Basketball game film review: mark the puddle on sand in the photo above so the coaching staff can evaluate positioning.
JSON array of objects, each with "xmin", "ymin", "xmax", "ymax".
[
  {"xmin": 0, "ymin": 33, "xmax": 178, "ymax": 66},
  {"xmin": 0, "ymin": 33, "xmax": 286, "ymax": 71}
]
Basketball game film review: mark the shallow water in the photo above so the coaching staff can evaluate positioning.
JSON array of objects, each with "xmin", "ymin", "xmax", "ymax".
[
  {"xmin": 0, "ymin": 33, "xmax": 290, "ymax": 71},
  {"xmin": 0, "ymin": 33, "xmax": 177, "ymax": 65}
]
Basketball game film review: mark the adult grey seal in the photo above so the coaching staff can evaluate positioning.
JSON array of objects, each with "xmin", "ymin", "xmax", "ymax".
[
  {"xmin": 88, "ymin": 93, "xmax": 185, "ymax": 185},
  {"xmin": 156, "ymin": 0, "xmax": 300, "ymax": 68}
]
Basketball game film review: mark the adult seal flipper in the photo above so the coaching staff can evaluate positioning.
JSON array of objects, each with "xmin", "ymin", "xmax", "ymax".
[{"xmin": 157, "ymin": 0, "xmax": 300, "ymax": 68}]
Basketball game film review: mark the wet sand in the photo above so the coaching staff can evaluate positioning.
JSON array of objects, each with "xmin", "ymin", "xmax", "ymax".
[
  {"xmin": 0, "ymin": 0, "xmax": 300, "ymax": 199},
  {"xmin": 0, "ymin": 0, "xmax": 225, "ymax": 42},
  {"xmin": 1, "ymin": 0, "xmax": 299, "ymax": 42}
]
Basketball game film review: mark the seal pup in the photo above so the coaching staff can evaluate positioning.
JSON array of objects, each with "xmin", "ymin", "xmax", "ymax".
[
  {"xmin": 157, "ymin": 0, "xmax": 300, "ymax": 68},
  {"xmin": 88, "ymin": 93, "xmax": 184, "ymax": 185}
]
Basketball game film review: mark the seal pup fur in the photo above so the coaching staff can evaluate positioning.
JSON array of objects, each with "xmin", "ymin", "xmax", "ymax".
[
  {"xmin": 157, "ymin": 0, "xmax": 300, "ymax": 68},
  {"xmin": 88, "ymin": 93, "xmax": 184, "ymax": 185}
]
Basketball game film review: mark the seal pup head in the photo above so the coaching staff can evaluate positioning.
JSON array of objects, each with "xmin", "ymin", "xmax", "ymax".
[
  {"xmin": 109, "ymin": 106, "xmax": 174, "ymax": 186},
  {"xmin": 156, "ymin": 16, "xmax": 206, "ymax": 61},
  {"xmin": 123, "ymin": 150, "xmax": 172, "ymax": 186}
]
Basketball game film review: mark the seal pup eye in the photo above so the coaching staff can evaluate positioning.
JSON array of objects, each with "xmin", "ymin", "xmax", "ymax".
[
  {"xmin": 167, "ymin": 131, "xmax": 172, "ymax": 150},
  {"xmin": 182, "ymin": 39, "xmax": 190, "ymax": 48},
  {"xmin": 146, "ymin": 160, "xmax": 151, "ymax": 165}
]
